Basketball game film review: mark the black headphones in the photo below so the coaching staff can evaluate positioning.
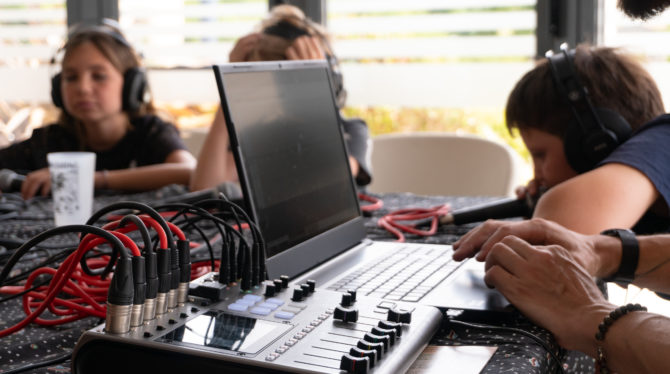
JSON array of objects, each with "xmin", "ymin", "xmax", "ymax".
[
  {"xmin": 546, "ymin": 45, "xmax": 632, "ymax": 173},
  {"xmin": 51, "ymin": 23, "xmax": 148, "ymax": 112},
  {"xmin": 263, "ymin": 18, "xmax": 346, "ymax": 108}
]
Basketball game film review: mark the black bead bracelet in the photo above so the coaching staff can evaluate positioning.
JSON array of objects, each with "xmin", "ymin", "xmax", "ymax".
[{"xmin": 595, "ymin": 303, "xmax": 647, "ymax": 374}]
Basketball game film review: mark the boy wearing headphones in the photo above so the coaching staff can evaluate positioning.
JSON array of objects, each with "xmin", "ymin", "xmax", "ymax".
[
  {"xmin": 190, "ymin": 5, "xmax": 371, "ymax": 191},
  {"xmin": 0, "ymin": 21, "xmax": 196, "ymax": 199},
  {"xmin": 506, "ymin": 44, "xmax": 668, "ymax": 235}
]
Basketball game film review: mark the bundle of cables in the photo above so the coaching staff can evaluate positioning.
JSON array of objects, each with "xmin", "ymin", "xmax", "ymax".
[{"xmin": 0, "ymin": 196, "xmax": 266, "ymax": 338}]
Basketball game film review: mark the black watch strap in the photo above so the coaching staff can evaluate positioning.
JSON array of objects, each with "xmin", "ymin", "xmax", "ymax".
[{"xmin": 600, "ymin": 228, "xmax": 639, "ymax": 284}]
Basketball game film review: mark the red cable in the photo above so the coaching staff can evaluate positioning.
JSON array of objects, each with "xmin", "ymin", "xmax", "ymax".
[
  {"xmin": 358, "ymin": 192, "xmax": 383, "ymax": 212},
  {"xmin": 377, "ymin": 204, "xmax": 450, "ymax": 242},
  {"xmin": 0, "ymin": 230, "xmax": 138, "ymax": 337}
]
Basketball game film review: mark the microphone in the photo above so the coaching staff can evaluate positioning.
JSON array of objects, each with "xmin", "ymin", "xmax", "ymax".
[
  {"xmin": 0, "ymin": 169, "xmax": 26, "ymax": 193},
  {"xmin": 416, "ymin": 192, "xmax": 541, "ymax": 227}
]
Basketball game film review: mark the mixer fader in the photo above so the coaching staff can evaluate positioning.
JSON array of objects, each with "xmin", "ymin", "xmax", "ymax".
[{"xmin": 72, "ymin": 272, "xmax": 442, "ymax": 373}]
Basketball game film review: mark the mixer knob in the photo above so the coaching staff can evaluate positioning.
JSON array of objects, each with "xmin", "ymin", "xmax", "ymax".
[
  {"xmin": 339, "ymin": 354, "xmax": 369, "ymax": 374},
  {"xmin": 333, "ymin": 305, "xmax": 359, "ymax": 323},
  {"xmin": 264, "ymin": 282, "xmax": 276, "ymax": 297},
  {"xmin": 306, "ymin": 279, "xmax": 316, "ymax": 293},
  {"xmin": 273, "ymin": 279, "xmax": 283, "ymax": 291},
  {"xmin": 291, "ymin": 287, "xmax": 304, "ymax": 302},
  {"xmin": 347, "ymin": 289, "xmax": 357, "ymax": 302},
  {"xmin": 300, "ymin": 283, "xmax": 312, "ymax": 296},
  {"xmin": 378, "ymin": 320, "xmax": 402, "ymax": 337},
  {"xmin": 340, "ymin": 292, "xmax": 353, "ymax": 307},
  {"xmin": 349, "ymin": 347, "xmax": 377, "ymax": 367},
  {"xmin": 371, "ymin": 326, "xmax": 396, "ymax": 346},
  {"xmin": 280, "ymin": 275, "xmax": 290, "ymax": 288},
  {"xmin": 363, "ymin": 332, "xmax": 389, "ymax": 352},
  {"xmin": 387, "ymin": 307, "xmax": 412, "ymax": 324}
]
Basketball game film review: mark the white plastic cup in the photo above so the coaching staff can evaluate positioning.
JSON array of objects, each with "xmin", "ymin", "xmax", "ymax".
[{"xmin": 47, "ymin": 152, "xmax": 96, "ymax": 226}]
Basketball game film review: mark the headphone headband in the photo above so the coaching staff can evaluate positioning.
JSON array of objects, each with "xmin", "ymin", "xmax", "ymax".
[
  {"xmin": 546, "ymin": 47, "xmax": 607, "ymax": 135},
  {"xmin": 546, "ymin": 44, "xmax": 632, "ymax": 173}
]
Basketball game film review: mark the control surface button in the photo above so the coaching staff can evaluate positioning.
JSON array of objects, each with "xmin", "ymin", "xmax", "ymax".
[
  {"xmin": 265, "ymin": 298, "xmax": 285, "ymax": 306},
  {"xmin": 242, "ymin": 294, "xmax": 263, "ymax": 302},
  {"xmin": 275, "ymin": 311, "xmax": 295, "ymax": 320},
  {"xmin": 228, "ymin": 303, "xmax": 249, "ymax": 312},
  {"xmin": 340, "ymin": 354, "xmax": 370, "ymax": 374},
  {"xmin": 250, "ymin": 306, "xmax": 272, "ymax": 316},
  {"xmin": 333, "ymin": 305, "xmax": 359, "ymax": 323},
  {"xmin": 258, "ymin": 302, "xmax": 279, "ymax": 310}
]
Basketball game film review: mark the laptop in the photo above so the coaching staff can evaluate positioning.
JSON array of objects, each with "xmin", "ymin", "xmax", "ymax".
[{"xmin": 212, "ymin": 60, "xmax": 512, "ymax": 320}]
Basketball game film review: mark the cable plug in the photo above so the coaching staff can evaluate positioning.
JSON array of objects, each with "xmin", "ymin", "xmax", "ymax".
[
  {"xmin": 156, "ymin": 249, "xmax": 171, "ymax": 316},
  {"xmin": 177, "ymin": 239, "xmax": 191, "ymax": 305},
  {"xmin": 167, "ymin": 245, "xmax": 180, "ymax": 309},
  {"xmin": 130, "ymin": 256, "xmax": 146, "ymax": 327},
  {"xmin": 105, "ymin": 256, "xmax": 134, "ymax": 334}
]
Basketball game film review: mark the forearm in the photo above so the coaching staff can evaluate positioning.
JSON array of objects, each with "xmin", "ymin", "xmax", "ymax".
[
  {"xmin": 599, "ymin": 312, "xmax": 670, "ymax": 373},
  {"xmin": 189, "ymin": 108, "xmax": 237, "ymax": 191},
  {"xmin": 98, "ymin": 163, "xmax": 194, "ymax": 191}
]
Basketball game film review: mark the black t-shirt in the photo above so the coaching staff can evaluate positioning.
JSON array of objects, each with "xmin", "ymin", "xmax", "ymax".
[{"xmin": 0, "ymin": 115, "xmax": 186, "ymax": 173}]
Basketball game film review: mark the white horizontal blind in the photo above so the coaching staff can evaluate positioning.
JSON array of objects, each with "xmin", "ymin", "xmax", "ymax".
[
  {"xmin": 326, "ymin": 0, "xmax": 537, "ymax": 107},
  {"xmin": 118, "ymin": 0, "xmax": 268, "ymax": 68},
  {"xmin": 0, "ymin": 0, "xmax": 66, "ymax": 66}
]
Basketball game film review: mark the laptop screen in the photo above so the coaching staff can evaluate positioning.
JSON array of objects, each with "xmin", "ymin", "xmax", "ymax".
[{"xmin": 213, "ymin": 61, "xmax": 363, "ymax": 267}]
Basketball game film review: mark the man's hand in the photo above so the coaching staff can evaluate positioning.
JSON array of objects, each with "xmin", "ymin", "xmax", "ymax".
[
  {"xmin": 452, "ymin": 218, "xmax": 601, "ymax": 276},
  {"xmin": 484, "ymin": 235, "xmax": 613, "ymax": 354}
]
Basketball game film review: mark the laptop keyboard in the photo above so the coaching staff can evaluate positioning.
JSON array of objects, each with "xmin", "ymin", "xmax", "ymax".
[{"xmin": 327, "ymin": 244, "xmax": 463, "ymax": 302}]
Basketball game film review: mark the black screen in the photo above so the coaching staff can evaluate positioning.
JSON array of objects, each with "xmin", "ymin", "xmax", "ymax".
[
  {"xmin": 159, "ymin": 311, "xmax": 291, "ymax": 354},
  {"xmin": 220, "ymin": 64, "xmax": 360, "ymax": 258}
]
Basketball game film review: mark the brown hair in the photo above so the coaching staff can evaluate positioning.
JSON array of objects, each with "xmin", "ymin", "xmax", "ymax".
[
  {"xmin": 505, "ymin": 44, "xmax": 664, "ymax": 139},
  {"xmin": 56, "ymin": 23, "xmax": 155, "ymax": 142}
]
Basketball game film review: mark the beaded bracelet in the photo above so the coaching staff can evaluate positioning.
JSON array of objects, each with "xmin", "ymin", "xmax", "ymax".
[{"xmin": 595, "ymin": 303, "xmax": 647, "ymax": 374}]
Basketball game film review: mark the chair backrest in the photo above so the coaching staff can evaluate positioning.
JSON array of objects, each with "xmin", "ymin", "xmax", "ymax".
[{"xmin": 367, "ymin": 132, "xmax": 522, "ymax": 196}]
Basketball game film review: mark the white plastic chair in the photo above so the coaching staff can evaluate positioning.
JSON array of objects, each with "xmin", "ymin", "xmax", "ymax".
[{"xmin": 367, "ymin": 132, "xmax": 523, "ymax": 196}]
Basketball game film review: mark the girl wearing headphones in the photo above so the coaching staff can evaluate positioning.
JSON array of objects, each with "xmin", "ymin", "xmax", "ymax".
[
  {"xmin": 0, "ymin": 22, "xmax": 196, "ymax": 200},
  {"xmin": 190, "ymin": 5, "xmax": 371, "ymax": 192}
]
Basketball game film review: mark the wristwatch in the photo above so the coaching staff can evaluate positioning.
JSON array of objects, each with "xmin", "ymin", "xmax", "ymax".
[{"xmin": 600, "ymin": 228, "xmax": 639, "ymax": 284}]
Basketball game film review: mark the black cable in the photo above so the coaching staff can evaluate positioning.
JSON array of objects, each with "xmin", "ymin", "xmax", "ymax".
[
  {"xmin": 447, "ymin": 319, "xmax": 566, "ymax": 374},
  {"xmin": 0, "ymin": 225, "xmax": 127, "ymax": 287},
  {"xmin": 2, "ymin": 352, "xmax": 71, "ymax": 374},
  {"xmin": 83, "ymin": 201, "xmax": 177, "ymax": 277}
]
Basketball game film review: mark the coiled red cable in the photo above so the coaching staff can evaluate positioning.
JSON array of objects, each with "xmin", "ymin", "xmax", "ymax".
[{"xmin": 377, "ymin": 204, "xmax": 450, "ymax": 242}]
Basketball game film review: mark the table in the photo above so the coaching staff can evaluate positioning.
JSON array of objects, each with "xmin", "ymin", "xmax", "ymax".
[{"xmin": 0, "ymin": 186, "xmax": 594, "ymax": 373}]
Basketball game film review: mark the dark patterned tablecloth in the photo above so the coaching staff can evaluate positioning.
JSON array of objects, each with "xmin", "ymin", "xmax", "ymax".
[{"xmin": 0, "ymin": 189, "xmax": 594, "ymax": 373}]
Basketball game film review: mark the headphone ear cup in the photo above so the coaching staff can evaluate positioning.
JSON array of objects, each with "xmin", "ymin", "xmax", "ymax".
[
  {"xmin": 564, "ymin": 108, "xmax": 632, "ymax": 173},
  {"xmin": 51, "ymin": 73, "xmax": 63, "ymax": 108},
  {"xmin": 122, "ymin": 67, "xmax": 148, "ymax": 111}
]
